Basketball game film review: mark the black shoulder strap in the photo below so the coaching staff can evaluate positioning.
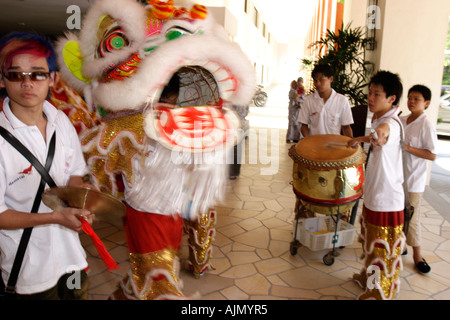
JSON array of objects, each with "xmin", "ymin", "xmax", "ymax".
[
  {"xmin": 0, "ymin": 126, "xmax": 56, "ymax": 294},
  {"xmin": 390, "ymin": 117, "xmax": 410, "ymax": 200},
  {"xmin": 0, "ymin": 127, "xmax": 56, "ymax": 188},
  {"xmin": 390, "ymin": 117, "xmax": 415, "ymax": 233}
]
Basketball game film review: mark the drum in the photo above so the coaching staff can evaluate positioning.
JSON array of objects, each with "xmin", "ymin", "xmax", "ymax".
[{"xmin": 289, "ymin": 134, "xmax": 366, "ymax": 215}]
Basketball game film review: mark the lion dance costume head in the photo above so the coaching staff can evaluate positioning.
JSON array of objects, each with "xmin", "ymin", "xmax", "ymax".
[{"xmin": 54, "ymin": 0, "xmax": 255, "ymax": 299}]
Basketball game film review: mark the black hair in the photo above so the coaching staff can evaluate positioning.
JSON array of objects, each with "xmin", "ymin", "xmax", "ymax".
[
  {"xmin": 369, "ymin": 70, "xmax": 403, "ymax": 106},
  {"xmin": 311, "ymin": 63, "xmax": 334, "ymax": 79},
  {"xmin": 408, "ymin": 84, "xmax": 432, "ymax": 101}
]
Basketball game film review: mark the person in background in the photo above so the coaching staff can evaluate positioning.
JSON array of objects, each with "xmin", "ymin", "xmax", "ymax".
[
  {"xmin": 228, "ymin": 104, "xmax": 248, "ymax": 179},
  {"xmin": 298, "ymin": 64, "xmax": 353, "ymax": 138},
  {"xmin": 0, "ymin": 31, "xmax": 93, "ymax": 300},
  {"xmin": 286, "ymin": 80, "xmax": 302, "ymax": 143},
  {"xmin": 297, "ymin": 77, "xmax": 305, "ymax": 96},
  {"xmin": 400, "ymin": 84, "xmax": 437, "ymax": 274}
]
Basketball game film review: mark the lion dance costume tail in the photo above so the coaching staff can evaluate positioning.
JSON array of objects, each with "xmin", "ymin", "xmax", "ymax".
[{"xmin": 353, "ymin": 207, "xmax": 405, "ymax": 300}]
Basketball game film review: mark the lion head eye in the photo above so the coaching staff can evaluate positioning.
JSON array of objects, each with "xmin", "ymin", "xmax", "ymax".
[
  {"xmin": 108, "ymin": 34, "xmax": 127, "ymax": 50},
  {"xmin": 98, "ymin": 28, "xmax": 130, "ymax": 57},
  {"xmin": 165, "ymin": 27, "xmax": 192, "ymax": 41}
]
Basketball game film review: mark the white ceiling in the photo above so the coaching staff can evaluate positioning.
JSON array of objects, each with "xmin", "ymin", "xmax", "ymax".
[
  {"xmin": 253, "ymin": 0, "xmax": 319, "ymax": 41},
  {"xmin": 0, "ymin": 0, "xmax": 318, "ymax": 40},
  {"xmin": 0, "ymin": 0, "xmax": 92, "ymax": 37}
]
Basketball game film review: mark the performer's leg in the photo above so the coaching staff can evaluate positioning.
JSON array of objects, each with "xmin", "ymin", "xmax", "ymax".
[
  {"xmin": 352, "ymin": 206, "xmax": 368, "ymax": 289},
  {"xmin": 111, "ymin": 205, "xmax": 185, "ymax": 300},
  {"xmin": 356, "ymin": 206, "xmax": 405, "ymax": 300},
  {"xmin": 185, "ymin": 209, "xmax": 217, "ymax": 278}
]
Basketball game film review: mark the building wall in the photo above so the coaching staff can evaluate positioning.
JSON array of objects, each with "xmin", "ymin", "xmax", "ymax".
[
  {"xmin": 303, "ymin": 0, "xmax": 345, "ymax": 91},
  {"xmin": 342, "ymin": 0, "xmax": 450, "ymax": 185},
  {"xmin": 305, "ymin": 0, "xmax": 344, "ymax": 56},
  {"xmin": 192, "ymin": 0, "xmax": 311, "ymax": 87},
  {"xmin": 375, "ymin": 0, "xmax": 449, "ymax": 121},
  {"xmin": 194, "ymin": 0, "xmax": 276, "ymax": 86},
  {"xmin": 305, "ymin": 0, "xmax": 450, "ymax": 120},
  {"xmin": 342, "ymin": 0, "xmax": 450, "ymax": 122}
]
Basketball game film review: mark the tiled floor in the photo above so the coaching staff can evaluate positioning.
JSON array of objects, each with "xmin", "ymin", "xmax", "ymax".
[{"xmin": 83, "ymin": 85, "xmax": 450, "ymax": 300}]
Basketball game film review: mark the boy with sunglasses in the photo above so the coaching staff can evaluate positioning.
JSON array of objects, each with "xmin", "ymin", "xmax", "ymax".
[{"xmin": 0, "ymin": 32, "xmax": 92, "ymax": 299}]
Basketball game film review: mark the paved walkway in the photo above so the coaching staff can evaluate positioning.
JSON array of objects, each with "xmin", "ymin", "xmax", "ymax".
[
  {"xmin": 427, "ymin": 139, "xmax": 450, "ymax": 224},
  {"xmin": 84, "ymin": 84, "xmax": 450, "ymax": 300}
]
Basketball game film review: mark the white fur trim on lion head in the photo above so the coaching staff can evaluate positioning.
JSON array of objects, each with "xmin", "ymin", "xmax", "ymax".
[{"xmin": 57, "ymin": 0, "xmax": 256, "ymax": 113}]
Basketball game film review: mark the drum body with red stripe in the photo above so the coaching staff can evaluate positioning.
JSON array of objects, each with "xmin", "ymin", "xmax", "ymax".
[{"xmin": 289, "ymin": 134, "xmax": 365, "ymax": 215}]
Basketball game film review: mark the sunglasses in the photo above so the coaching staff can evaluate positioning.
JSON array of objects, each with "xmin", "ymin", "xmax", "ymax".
[{"xmin": 2, "ymin": 71, "xmax": 51, "ymax": 82}]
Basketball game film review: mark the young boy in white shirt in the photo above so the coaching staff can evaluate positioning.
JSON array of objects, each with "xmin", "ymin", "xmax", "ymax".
[
  {"xmin": 0, "ymin": 32, "xmax": 93, "ymax": 299},
  {"xmin": 298, "ymin": 64, "xmax": 354, "ymax": 138},
  {"xmin": 400, "ymin": 84, "xmax": 437, "ymax": 274},
  {"xmin": 347, "ymin": 70, "xmax": 405, "ymax": 300}
]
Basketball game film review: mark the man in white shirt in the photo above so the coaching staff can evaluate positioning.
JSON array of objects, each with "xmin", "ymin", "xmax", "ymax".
[
  {"xmin": 298, "ymin": 64, "xmax": 354, "ymax": 138},
  {"xmin": 0, "ymin": 32, "xmax": 93, "ymax": 299}
]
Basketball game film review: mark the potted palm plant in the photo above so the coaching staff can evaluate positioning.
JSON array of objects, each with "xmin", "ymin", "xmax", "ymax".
[{"xmin": 301, "ymin": 23, "xmax": 375, "ymax": 107}]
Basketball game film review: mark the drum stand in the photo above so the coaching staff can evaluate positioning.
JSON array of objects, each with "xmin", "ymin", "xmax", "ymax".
[
  {"xmin": 290, "ymin": 198, "xmax": 357, "ymax": 266},
  {"xmin": 322, "ymin": 209, "xmax": 344, "ymax": 266},
  {"xmin": 289, "ymin": 198, "xmax": 311, "ymax": 255}
]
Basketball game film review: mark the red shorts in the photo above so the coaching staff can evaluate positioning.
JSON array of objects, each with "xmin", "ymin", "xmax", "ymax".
[
  {"xmin": 363, "ymin": 206, "xmax": 404, "ymax": 228},
  {"xmin": 123, "ymin": 204, "xmax": 184, "ymax": 254}
]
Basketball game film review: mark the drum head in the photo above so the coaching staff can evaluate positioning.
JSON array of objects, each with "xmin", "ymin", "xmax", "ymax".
[
  {"xmin": 296, "ymin": 134, "xmax": 357, "ymax": 161},
  {"xmin": 290, "ymin": 134, "xmax": 365, "ymax": 170}
]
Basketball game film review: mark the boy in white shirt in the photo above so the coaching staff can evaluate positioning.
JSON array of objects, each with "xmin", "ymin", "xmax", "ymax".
[
  {"xmin": 400, "ymin": 85, "xmax": 437, "ymax": 274},
  {"xmin": 347, "ymin": 71, "xmax": 405, "ymax": 300},
  {"xmin": 0, "ymin": 32, "xmax": 93, "ymax": 299},
  {"xmin": 298, "ymin": 64, "xmax": 354, "ymax": 138},
  {"xmin": 297, "ymin": 64, "xmax": 357, "ymax": 222}
]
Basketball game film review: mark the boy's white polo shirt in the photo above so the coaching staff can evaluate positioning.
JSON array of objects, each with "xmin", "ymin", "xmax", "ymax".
[
  {"xmin": 298, "ymin": 89, "xmax": 354, "ymax": 135},
  {"xmin": 364, "ymin": 108, "xmax": 404, "ymax": 212},
  {"xmin": 0, "ymin": 98, "xmax": 88, "ymax": 294},
  {"xmin": 400, "ymin": 113, "xmax": 437, "ymax": 193}
]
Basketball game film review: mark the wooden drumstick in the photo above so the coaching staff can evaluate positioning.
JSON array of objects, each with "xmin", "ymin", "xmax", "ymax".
[{"xmin": 327, "ymin": 142, "xmax": 348, "ymax": 147}]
